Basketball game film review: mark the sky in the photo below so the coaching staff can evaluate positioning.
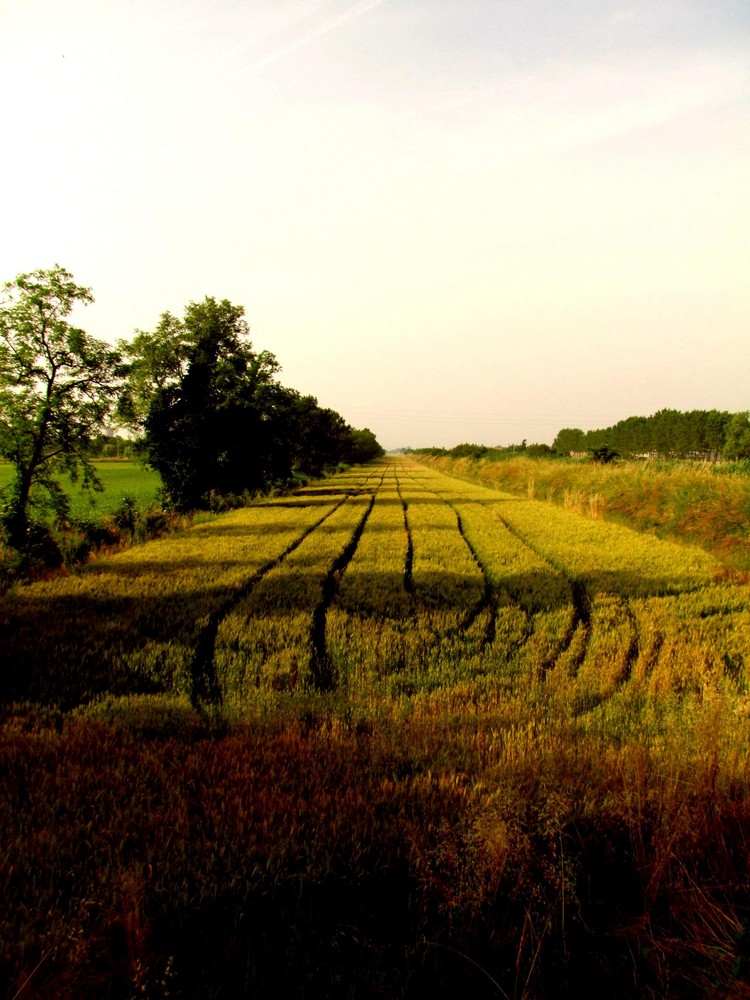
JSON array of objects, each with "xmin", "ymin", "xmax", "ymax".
[{"xmin": 1, "ymin": 0, "xmax": 749, "ymax": 449}]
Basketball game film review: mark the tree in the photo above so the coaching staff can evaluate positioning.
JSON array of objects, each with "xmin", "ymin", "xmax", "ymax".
[
  {"xmin": 124, "ymin": 296, "xmax": 283, "ymax": 509},
  {"xmin": 723, "ymin": 412, "xmax": 750, "ymax": 460},
  {"xmin": 0, "ymin": 266, "xmax": 121, "ymax": 549},
  {"xmin": 116, "ymin": 311, "xmax": 190, "ymax": 428},
  {"xmin": 122, "ymin": 295, "xmax": 385, "ymax": 509},
  {"xmin": 552, "ymin": 428, "xmax": 585, "ymax": 455},
  {"xmin": 284, "ymin": 394, "xmax": 350, "ymax": 477},
  {"xmin": 347, "ymin": 426, "xmax": 385, "ymax": 464}
]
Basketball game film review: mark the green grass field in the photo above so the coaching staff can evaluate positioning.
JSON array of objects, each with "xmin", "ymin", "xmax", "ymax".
[
  {"xmin": 0, "ymin": 460, "xmax": 162, "ymax": 516},
  {"xmin": 2, "ymin": 457, "xmax": 749, "ymax": 998}
]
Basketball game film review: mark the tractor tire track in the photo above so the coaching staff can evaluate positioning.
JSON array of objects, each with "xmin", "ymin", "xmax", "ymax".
[
  {"xmin": 621, "ymin": 599, "xmax": 640, "ymax": 686},
  {"xmin": 190, "ymin": 489, "xmax": 358, "ymax": 709},
  {"xmin": 395, "ymin": 477, "xmax": 415, "ymax": 595},
  {"xmin": 480, "ymin": 495, "xmax": 649, "ymax": 697},
  {"xmin": 452, "ymin": 508, "xmax": 496, "ymax": 648},
  {"xmin": 309, "ymin": 471, "xmax": 385, "ymax": 691},
  {"xmin": 483, "ymin": 502, "xmax": 592, "ymax": 675},
  {"xmin": 402, "ymin": 469, "xmax": 591, "ymax": 674},
  {"xmin": 399, "ymin": 471, "xmax": 499, "ymax": 650}
]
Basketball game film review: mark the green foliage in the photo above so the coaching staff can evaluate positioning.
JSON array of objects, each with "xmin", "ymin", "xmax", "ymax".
[
  {"xmin": 555, "ymin": 408, "xmax": 734, "ymax": 459},
  {"xmin": 416, "ymin": 443, "xmax": 552, "ymax": 462},
  {"xmin": 116, "ymin": 310, "xmax": 190, "ymax": 428},
  {"xmin": 417, "ymin": 410, "xmax": 743, "ymax": 464},
  {"xmin": 140, "ymin": 298, "xmax": 283, "ymax": 508},
  {"xmin": 723, "ymin": 411, "xmax": 750, "ymax": 460},
  {"xmin": 347, "ymin": 425, "xmax": 384, "ymax": 464},
  {"xmin": 450, "ymin": 442, "xmax": 494, "ymax": 460},
  {"xmin": 121, "ymin": 297, "xmax": 383, "ymax": 510},
  {"xmin": 285, "ymin": 394, "xmax": 355, "ymax": 477},
  {"xmin": 552, "ymin": 427, "xmax": 586, "ymax": 453},
  {"xmin": 526, "ymin": 442, "xmax": 554, "ymax": 457},
  {"xmin": 0, "ymin": 265, "xmax": 121, "ymax": 551},
  {"xmin": 88, "ymin": 433, "xmax": 134, "ymax": 459}
]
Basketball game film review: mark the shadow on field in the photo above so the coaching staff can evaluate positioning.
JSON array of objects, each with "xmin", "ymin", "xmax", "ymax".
[
  {"xmin": 252, "ymin": 498, "xmax": 351, "ymax": 508},
  {"xmin": 0, "ymin": 558, "xmax": 701, "ymax": 710}
]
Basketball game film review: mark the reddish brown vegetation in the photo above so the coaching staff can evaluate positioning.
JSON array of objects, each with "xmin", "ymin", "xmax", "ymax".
[{"xmin": 2, "ymin": 705, "xmax": 749, "ymax": 999}]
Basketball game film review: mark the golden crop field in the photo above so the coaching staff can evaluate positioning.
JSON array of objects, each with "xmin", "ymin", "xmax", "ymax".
[{"xmin": 2, "ymin": 457, "xmax": 749, "ymax": 998}]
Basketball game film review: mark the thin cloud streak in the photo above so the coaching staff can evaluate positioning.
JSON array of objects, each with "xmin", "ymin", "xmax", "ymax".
[
  {"xmin": 243, "ymin": 0, "xmax": 392, "ymax": 74},
  {"xmin": 393, "ymin": 53, "xmax": 748, "ymax": 153}
]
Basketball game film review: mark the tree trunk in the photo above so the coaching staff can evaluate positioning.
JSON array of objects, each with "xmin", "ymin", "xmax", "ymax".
[{"xmin": 6, "ymin": 465, "xmax": 33, "ymax": 551}]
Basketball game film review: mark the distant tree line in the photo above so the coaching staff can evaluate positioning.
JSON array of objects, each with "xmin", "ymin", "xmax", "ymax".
[
  {"xmin": 412, "ymin": 441, "xmax": 554, "ymax": 461},
  {"xmin": 0, "ymin": 266, "xmax": 383, "ymax": 556},
  {"xmin": 553, "ymin": 409, "xmax": 750, "ymax": 461},
  {"xmin": 89, "ymin": 434, "xmax": 135, "ymax": 459},
  {"xmin": 412, "ymin": 409, "xmax": 750, "ymax": 465}
]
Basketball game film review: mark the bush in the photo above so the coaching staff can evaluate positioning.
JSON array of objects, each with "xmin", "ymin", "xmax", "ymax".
[
  {"xmin": 590, "ymin": 444, "xmax": 619, "ymax": 464},
  {"xmin": 0, "ymin": 497, "xmax": 182, "ymax": 587},
  {"xmin": 135, "ymin": 509, "xmax": 171, "ymax": 542},
  {"xmin": 22, "ymin": 523, "xmax": 64, "ymax": 571},
  {"xmin": 0, "ymin": 529, "xmax": 24, "ymax": 592},
  {"xmin": 111, "ymin": 496, "xmax": 138, "ymax": 534}
]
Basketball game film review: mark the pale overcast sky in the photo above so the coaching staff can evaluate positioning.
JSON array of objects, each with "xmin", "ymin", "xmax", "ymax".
[{"xmin": 1, "ymin": 1, "xmax": 748, "ymax": 448}]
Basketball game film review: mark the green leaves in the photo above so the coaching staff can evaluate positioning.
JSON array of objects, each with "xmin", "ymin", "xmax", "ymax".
[
  {"xmin": 723, "ymin": 412, "xmax": 750, "ymax": 461},
  {"xmin": 0, "ymin": 265, "xmax": 120, "ymax": 550},
  {"xmin": 123, "ymin": 295, "xmax": 383, "ymax": 511}
]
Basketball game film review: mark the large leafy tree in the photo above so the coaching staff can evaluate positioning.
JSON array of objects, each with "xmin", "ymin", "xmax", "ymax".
[
  {"xmin": 347, "ymin": 426, "xmax": 384, "ymax": 464},
  {"xmin": 122, "ymin": 296, "xmax": 283, "ymax": 509},
  {"xmin": 0, "ymin": 266, "xmax": 121, "ymax": 548},
  {"xmin": 552, "ymin": 428, "xmax": 586, "ymax": 455},
  {"xmin": 122, "ymin": 295, "xmax": 385, "ymax": 510}
]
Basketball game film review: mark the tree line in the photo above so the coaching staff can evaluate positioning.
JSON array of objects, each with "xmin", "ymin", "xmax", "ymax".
[
  {"xmin": 553, "ymin": 409, "xmax": 750, "ymax": 461},
  {"xmin": 0, "ymin": 266, "xmax": 382, "ymax": 554},
  {"xmin": 413, "ymin": 408, "xmax": 750, "ymax": 466}
]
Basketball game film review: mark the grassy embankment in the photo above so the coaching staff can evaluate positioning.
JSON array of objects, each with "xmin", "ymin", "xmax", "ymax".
[
  {"xmin": 417, "ymin": 452, "xmax": 750, "ymax": 571},
  {"xmin": 2, "ymin": 458, "xmax": 750, "ymax": 998}
]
